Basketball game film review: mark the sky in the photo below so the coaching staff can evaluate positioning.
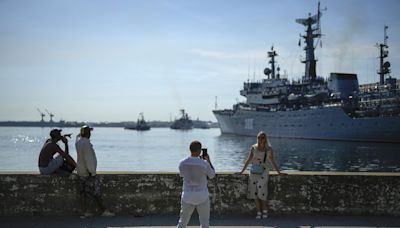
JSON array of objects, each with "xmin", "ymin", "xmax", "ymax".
[{"xmin": 0, "ymin": 0, "xmax": 399, "ymax": 122}]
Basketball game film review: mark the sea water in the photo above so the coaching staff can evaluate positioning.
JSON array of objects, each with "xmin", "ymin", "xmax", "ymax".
[{"xmin": 0, "ymin": 127, "xmax": 399, "ymax": 172}]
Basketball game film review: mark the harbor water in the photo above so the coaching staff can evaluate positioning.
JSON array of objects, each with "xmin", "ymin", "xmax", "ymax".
[{"xmin": 0, "ymin": 127, "xmax": 399, "ymax": 172}]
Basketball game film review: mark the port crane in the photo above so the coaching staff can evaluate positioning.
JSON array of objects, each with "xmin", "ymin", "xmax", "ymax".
[
  {"xmin": 45, "ymin": 109, "xmax": 54, "ymax": 123},
  {"xmin": 37, "ymin": 108, "xmax": 46, "ymax": 122}
]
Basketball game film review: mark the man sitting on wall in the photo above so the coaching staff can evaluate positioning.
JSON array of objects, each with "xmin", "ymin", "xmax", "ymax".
[{"xmin": 38, "ymin": 129, "xmax": 76, "ymax": 175}]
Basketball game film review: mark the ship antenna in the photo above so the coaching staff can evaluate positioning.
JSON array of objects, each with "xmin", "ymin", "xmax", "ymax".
[
  {"xmin": 315, "ymin": 1, "xmax": 327, "ymax": 49},
  {"xmin": 376, "ymin": 25, "xmax": 390, "ymax": 85},
  {"xmin": 247, "ymin": 56, "xmax": 250, "ymax": 81},
  {"xmin": 384, "ymin": 25, "xmax": 388, "ymax": 46},
  {"xmin": 253, "ymin": 58, "xmax": 256, "ymax": 82},
  {"xmin": 214, "ymin": 96, "xmax": 218, "ymax": 110}
]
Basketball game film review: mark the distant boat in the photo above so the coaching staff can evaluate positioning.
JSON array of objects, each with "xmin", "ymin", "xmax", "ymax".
[
  {"xmin": 125, "ymin": 113, "xmax": 150, "ymax": 131},
  {"xmin": 170, "ymin": 109, "xmax": 193, "ymax": 130},
  {"xmin": 193, "ymin": 119, "xmax": 211, "ymax": 129}
]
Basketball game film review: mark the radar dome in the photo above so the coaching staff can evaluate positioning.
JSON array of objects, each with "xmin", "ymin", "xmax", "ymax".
[
  {"xmin": 383, "ymin": 61, "xmax": 391, "ymax": 69},
  {"xmin": 264, "ymin": 68, "xmax": 271, "ymax": 76}
]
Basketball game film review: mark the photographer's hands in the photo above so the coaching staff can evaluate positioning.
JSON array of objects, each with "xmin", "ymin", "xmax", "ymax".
[{"xmin": 202, "ymin": 155, "xmax": 214, "ymax": 170}]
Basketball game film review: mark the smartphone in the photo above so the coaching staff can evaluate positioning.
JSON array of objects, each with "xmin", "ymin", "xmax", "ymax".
[{"xmin": 201, "ymin": 148, "xmax": 208, "ymax": 159}]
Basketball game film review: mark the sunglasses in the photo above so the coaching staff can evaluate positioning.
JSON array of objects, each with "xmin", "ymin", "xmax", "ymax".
[{"xmin": 258, "ymin": 136, "xmax": 265, "ymax": 139}]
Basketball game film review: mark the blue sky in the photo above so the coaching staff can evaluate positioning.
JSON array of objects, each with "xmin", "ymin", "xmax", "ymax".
[{"xmin": 0, "ymin": 0, "xmax": 399, "ymax": 122}]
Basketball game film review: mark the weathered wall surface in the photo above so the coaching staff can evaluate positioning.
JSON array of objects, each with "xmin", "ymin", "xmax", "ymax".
[{"xmin": 0, "ymin": 172, "xmax": 399, "ymax": 216}]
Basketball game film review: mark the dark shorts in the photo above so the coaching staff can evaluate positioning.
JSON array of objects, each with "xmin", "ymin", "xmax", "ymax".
[{"xmin": 79, "ymin": 176, "xmax": 101, "ymax": 197}]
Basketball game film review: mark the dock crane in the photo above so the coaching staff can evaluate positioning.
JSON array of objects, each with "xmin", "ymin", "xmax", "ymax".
[
  {"xmin": 45, "ymin": 109, "xmax": 54, "ymax": 123},
  {"xmin": 37, "ymin": 108, "xmax": 46, "ymax": 122}
]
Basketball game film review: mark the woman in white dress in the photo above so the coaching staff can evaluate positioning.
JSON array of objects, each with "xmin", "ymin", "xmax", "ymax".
[{"xmin": 238, "ymin": 131, "xmax": 285, "ymax": 219}]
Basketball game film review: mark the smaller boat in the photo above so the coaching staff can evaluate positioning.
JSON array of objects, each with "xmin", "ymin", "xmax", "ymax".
[
  {"xmin": 125, "ymin": 113, "xmax": 150, "ymax": 131},
  {"xmin": 170, "ymin": 109, "xmax": 193, "ymax": 130},
  {"xmin": 193, "ymin": 119, "xmax": 211, "ymax": 129}
]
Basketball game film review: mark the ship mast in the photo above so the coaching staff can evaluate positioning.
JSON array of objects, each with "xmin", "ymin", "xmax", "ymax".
[
  {"xmin": 264, "ymin": 46, "xmax": 279, "ymax": 79},
  {"xmin": 377, "ymin": 25, "xmax": 391, "ymax": 85},
  {"xmin": 268, "ymin": 46, "xmax": 278, "ymax": 79},
  {"xmin": 296, "ymin": 1, "xmax": 326, "ymax": 82}
]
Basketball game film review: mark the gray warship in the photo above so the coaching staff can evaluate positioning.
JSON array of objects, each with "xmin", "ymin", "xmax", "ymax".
[
  {"xmin": 170, "ymin": 109, "xmax": 193, "ymax": 130},
  {"xmin": 213, "ymin": 3, "xmax": 400, "ymax": 143},
  {"xmin": 124, "ymin": 113, "xmax": 150, "ymax": 131}
]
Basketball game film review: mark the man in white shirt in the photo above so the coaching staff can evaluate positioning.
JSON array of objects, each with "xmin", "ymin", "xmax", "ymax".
[
  {"xmin": 75, "ymin": 125, "xmax": 113, "ymax": 218},
  {"xmin": 177, "ymin": 140, "xmax": 215, "ymax": 228}
]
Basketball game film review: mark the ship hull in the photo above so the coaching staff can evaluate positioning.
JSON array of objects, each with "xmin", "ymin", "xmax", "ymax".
[{"xmin": 213, "ymin": 106, "xmax": 400, "ymax": 143}]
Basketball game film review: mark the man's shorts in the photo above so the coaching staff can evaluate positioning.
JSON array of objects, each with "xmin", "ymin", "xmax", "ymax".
[
  {"xmin": 39, "ymin": 156, "xmax": 64, "ymax": 175},
  {"xmin": 79, "ymin": 176, "xmax": 101, "ymax": 197}
]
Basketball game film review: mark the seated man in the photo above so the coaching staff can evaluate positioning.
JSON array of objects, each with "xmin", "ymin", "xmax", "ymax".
[{"xmin": 38, "ymin": 129, "xmax": 76, "ymax": 175}]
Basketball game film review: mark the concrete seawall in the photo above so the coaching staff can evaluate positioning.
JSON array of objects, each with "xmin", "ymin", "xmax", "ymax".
[{"xmin": 1, "ymin": 172, "xmax": 399, "ymax": 216}]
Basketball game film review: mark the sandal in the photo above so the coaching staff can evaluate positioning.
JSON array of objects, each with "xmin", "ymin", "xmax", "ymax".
[
  {"xmin": 255, "ymin": 211, "xmax": 262, "ymax": 219},
  {"xmin": 262, "ymin": 210, "xmax": 268, "ymax": 218}
]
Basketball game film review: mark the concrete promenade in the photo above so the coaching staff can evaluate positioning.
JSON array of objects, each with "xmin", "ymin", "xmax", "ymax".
[{"xmin": 1, "ymin": 215, "xmax": 400, "ymax": 228}]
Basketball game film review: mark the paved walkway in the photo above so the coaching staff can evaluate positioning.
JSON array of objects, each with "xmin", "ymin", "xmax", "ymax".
[{"xmin": 1, "ymin": 215, "xmax": 399, "ymax": 228}]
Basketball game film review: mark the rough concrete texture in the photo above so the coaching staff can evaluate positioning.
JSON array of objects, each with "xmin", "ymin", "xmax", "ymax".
[{"xmin": 0, "ymin": 172, "xmax": 399, "ymax": 216}]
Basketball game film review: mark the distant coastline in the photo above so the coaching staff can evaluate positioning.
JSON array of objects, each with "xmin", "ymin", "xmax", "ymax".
[{"xmin": 0, "ymin": 120, "xmax": 219, "ymax": 128}]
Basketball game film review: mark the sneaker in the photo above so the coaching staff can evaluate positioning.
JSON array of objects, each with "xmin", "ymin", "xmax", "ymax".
[
  {"xmin": 101, "ymin": 210, "xmax": 115, "ymax": 217},
  {"xmin": 80, "ymin": 212, "xmax": 93, "ymax": 219},
  {"xmin": 255, "ymin": 211, "xmax": 262, "ymax": 219},
  {"xmin": 262, "ymin": 210, "xmax": 268, "ymax": 219}
]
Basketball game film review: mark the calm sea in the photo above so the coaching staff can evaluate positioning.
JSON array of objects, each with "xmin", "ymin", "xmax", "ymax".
[{"xmin": 0, "ymin": 127, "xmax": 399, "ymax": 172}]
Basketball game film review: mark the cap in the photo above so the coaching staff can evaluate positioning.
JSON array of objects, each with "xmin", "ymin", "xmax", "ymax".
[
  {"xmin": 50, "ymin": 129, "xmax": 62, "ymax": 139},
  {"xmin": 80, "ymin": 125, "xmax": 93, "ymax": 135}
]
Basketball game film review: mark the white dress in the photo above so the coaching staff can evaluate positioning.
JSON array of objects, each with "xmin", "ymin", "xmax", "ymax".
[{"xmin": 247, "ymin": 144, "xmax": 270, "ymax": 201}]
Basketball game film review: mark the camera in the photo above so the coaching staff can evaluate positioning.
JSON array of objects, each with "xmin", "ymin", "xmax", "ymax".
[
  {"xmin": 201, "ymin": 148, "xmax": 208, "ymax": 159},
  {"xmin": 63, "ymin": 133, "xmax": 72, "ymax": 138}
]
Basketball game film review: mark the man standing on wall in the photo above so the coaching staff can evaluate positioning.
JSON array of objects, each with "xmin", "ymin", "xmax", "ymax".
[
  {"xmin": 177, "ymin": 140, "xmax": 215, "ymax": 228},
  {"xmin": 75, "ymin": 125, "xmax": 114, "ymax": 218}
]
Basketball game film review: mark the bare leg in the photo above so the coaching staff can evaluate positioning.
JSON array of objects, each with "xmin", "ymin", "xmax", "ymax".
[
  {"xmin": 254, "ymin": 199, "xmax": 262, "ymax": 219},
  {"xmin": 260, "ymin": 199, "xmax": 267, "ymax": 211},
  {"xmin": 260, "ymin": 199, "xmax": 269, "ymax": 218},
  {"xmin": 255, "ymin": 199, "xmax": 261, "ymax": 212}
]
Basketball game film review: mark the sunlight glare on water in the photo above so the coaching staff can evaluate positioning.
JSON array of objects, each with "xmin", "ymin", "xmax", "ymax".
[{"xmin": 0, "ymin": 127, "xmax": 399, "ymax": 172}]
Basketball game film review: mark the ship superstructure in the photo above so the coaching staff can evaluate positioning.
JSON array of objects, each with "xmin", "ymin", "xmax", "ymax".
[
  {"xmin": 170, "ymin": 109, "xmax": 193, "ymax": 130},
  {"xmin": 125, "ymin": 112, "xmax": 151, "ymax": 131},
  {"xmin": 213, "ymin": 3, "xmax": 400, "ymax": 143}
]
